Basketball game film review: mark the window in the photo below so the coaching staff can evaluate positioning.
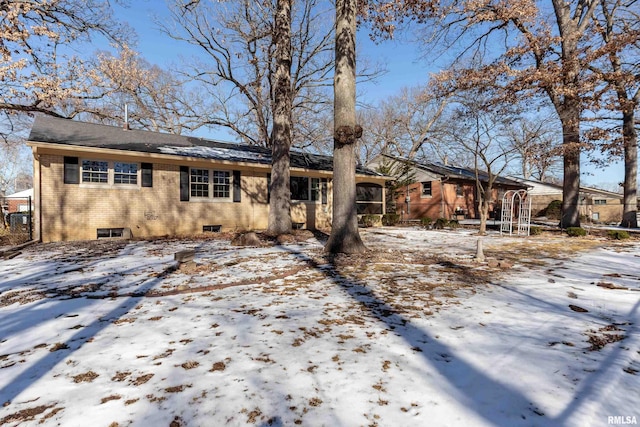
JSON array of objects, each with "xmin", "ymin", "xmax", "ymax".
[
  {"xmin": 421, "ymin": 181, "xmax": 432, "ymax": 197},
  {"xmin": 291, "ymin": 176, "xmax": 309, "ymax": 201},
  {"xmin": 594, "ymin": 199, "xmax": 607, "ymax": 205},
  {"xmin": 311, "ymin": 178, "xmax": 321, "ymax": 201},
  {"xmin": 74, "ymin": 159, "xmax": 146, "ymax": 187},
  {"xmin": 183, "ymin": 168, "xmax": 237, "ymax": 201},
  {"xmin": 190, "ymin": 168, "xmax": 209, "ymax": 197},
  {"xmin": 114, "ymin": 162, "xmax": 138, "ymax": 185},
  {"xmin": 282, "ymin": 176, "xmax": 326, "ymax": 202},
  {"xmin": 82, "ymin": 160, "xmax": 108, "ymax": 183},
  {"xmin": 356, "ymin": 183, "xmax": 383, "ymax": 214},
  {"xmin": 212, "ymin": 171, "xmax": 231, "ymax": 198},
  {"xmin": 456, "ymin": 183, "xmax": 464, "ymax": 197}
]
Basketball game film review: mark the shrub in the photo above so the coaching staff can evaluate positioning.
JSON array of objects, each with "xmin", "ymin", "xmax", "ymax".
[
  {"xmin": 566, "ymin": 227, "xmax": 587, "ymax": 237},
  {"xmin": 539, "ymin": 200, "xmax": 562, "ymax": 219},
  {"xmin": 607, "ymin": 230, "xmax": 630, "ymax": 240},
  {"xmin": 529, "ymin": 226, "xmax": 542, "ymax": 236},
  {"xmin": 420, "ymin": 217, "xmax": 432, "ymax": 228},
  {"xmin": 359, "ymin": 214, "xmax": 380, "ymax": 228},
  {"xmin": 433, "ymin": 218, "xmax": 449, "ymax": 229},
  {"xmin": 381, "ymin": 213, "xmax": 400, "ymax": 226},
  {"xmin": 448, "ymin": 219, "xmax": 460, "ymax": 229}
]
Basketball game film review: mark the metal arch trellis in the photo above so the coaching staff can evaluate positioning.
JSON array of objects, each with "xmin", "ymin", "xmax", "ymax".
[{"xmin": 500, "ymin": 190, "xmax": 532, "ymax": 236}]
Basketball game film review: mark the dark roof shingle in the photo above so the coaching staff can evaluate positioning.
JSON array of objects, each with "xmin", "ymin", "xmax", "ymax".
[{"xmin": 29, "ymin": 115, "xmax": 381, "ymax": 176}]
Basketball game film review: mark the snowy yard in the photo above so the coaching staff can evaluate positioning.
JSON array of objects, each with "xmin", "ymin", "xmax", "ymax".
[{"xmin": 0, "ymin": 228, "xmax": 639, "ymax": 426}]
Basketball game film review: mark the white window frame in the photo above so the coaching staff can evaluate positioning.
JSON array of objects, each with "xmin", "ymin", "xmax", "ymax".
[
  {"xmin": 114, "ymin": 162, "xmax": 139, "ymax": 185},
  {"xmin": 81, "ymin": 159, "xmax": 109, "ymax": 184},
  {"xmin": 80, "ymin": 159, "xmax": 140, "ymax": 188},
  {"xmin": 189, "ymin": 168, "xmax": 233, "ymax": 202},
  {"xmin": 421, "ymin": 181, "xmax": 432, "ymax": 198}
]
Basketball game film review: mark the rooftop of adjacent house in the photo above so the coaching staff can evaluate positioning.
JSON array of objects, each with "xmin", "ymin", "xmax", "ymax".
[
  {"xmin": 4, "ymin": 189, "xmax": 34, "ymax": 199},
  {"xmin": 377, "ymin": 154, "xmax": 527, "ymax": 188},
  {"xmin": 28, "ymin": 115, "xmax": 382, "ymax": 177},
  {"xmin": 509, "ymin": 176, "xmax": 623, "ymax": 199}
]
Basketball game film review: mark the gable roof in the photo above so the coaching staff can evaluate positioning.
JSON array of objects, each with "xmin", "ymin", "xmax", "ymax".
[
  {"xmin": 28, "ymin": 115, "xmax": 382, "ymax": 177},
  {"xmin": 510, "ymin": 177, "xmax": 623, "ymax": 199},
  {"xmin": 376, "ymin": 154, "xmax": 527, "ymax": 188}
]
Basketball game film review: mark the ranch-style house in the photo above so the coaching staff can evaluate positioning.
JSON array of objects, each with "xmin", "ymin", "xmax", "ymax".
[{"xmin": 27, "ymin": 116, "xmax": 386, "ymax": 242}]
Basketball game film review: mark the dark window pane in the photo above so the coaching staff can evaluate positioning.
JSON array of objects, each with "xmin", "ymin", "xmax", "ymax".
[
  {"xmin": 356, "ymin": 183, "xmax": 382, "ymax": 202},
  {"xmin": 291, "ymin": 176, "xmax": 309, "ymax": 200}
]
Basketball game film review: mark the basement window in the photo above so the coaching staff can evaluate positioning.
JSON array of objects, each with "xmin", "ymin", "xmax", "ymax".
[
  {"xmin": 97, "ymin": 228, "xmax": 125, "ymax": 238},
  {"xmin": 203, "ymin": 225, "xmax": 222, "ymax": 232}
]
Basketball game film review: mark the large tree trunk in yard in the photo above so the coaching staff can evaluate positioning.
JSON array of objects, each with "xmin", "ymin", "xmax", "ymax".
[
  {"xmin": 267, "ymin": 0, "xmax": 293, "ymax": 235},
  {"xmin": 325, "ymin": 0, "xmax": 366, "ymax": 254},
  {"xmin": 557, "ymin": 99, "xmax": 582, "ymax": 229},
  {"xmin": 620, "ymin": 110, "xmax": 638, "ymax": 228}
]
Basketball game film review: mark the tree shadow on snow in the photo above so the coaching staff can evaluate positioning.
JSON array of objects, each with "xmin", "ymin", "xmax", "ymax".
[
  {"xmin": 280, "ymin": 237, "xmax": 640, "ymax": 426},
  {"xmin": 278, "ymin": 244, "xmax": 547, "ymax": 426},
  {"xmin": 0, "ymin": 245, "xmax": 176, "ymax": 405}
]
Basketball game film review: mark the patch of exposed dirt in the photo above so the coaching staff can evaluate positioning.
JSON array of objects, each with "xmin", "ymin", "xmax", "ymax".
[
  {"xmin": 0, "ymin": 289, "xmax": 46, "ymax": 307},
  {"xmin": 72, "ymin": 371, "xmax": 99, "ymax": 383},
  {"xmin": 586, "ymin": 324, "xmax": 626, "ymax": 351},
  {"xmin": 0, "ymin": 404, "xmax": 61, "ymax": 424}
]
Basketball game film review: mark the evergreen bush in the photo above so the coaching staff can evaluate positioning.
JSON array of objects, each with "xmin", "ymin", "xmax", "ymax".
[
  {"xmin": 566, "ymin": 227, "xmax": 587, "ymax": 237},
  {"xmin": 607, "ymin": 230, "xmax": 630, "ymax": 240},
  {"xmin": 381, "ymin": 213, "xmax": 400, "ymax": 226}
]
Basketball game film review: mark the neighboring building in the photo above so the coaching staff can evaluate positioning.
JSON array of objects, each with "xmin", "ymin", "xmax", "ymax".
[
  {"xmin": 368, "ymin": 154, "xmax": 527, "ymax": 220},
  {"xmin": 510, "ymin": 177, "xmax": 624, "ymax": 224},
  {"xmin": 27, "ymin": 116, "xmax": 386, "ymax": 242},
  {"xmin": 3, "ymin": 189, "xmax": 34, "ymax": 214}
]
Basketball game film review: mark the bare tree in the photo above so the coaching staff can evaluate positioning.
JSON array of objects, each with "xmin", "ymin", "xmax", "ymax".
[
  {"xmin": 325, "ymin": 0, "xmax": 366, "ymax": 254},
  {"xmin": 589, "ymin": 0, "xmax": 640, "ymax": 227},
  {"xmin": 78, "ymin": 46, "xmax": 207, "ymax": 135},
  {"xmin": 0, "ymin": 115, "xmax": 33, "ymax": 203},
  {"xmin": 363, "ymin": 0, "xmax": 636, "ymax": 228},
  {"xmin": 163, "ymin": 0, "xmax": 335, "ymax": 147},
  {"xmin": 268, "ymin": 0, "xmax": 294, "ymax": 235},
  {"xmin": 444, "ymin": 93, "xmax": 516, "ymax": 234},
  {"xmin": 357, "ymin": 86, "xmax": 449, "ymax": 162},
  {"xmin": 506, "ymin": 116, "xmax": 563, "ymax": 181}
]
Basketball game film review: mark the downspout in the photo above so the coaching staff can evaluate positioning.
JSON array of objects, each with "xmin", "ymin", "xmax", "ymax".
[{"xmin": 33, "ymin": 147, "xmax": 42, "ymax": 242}]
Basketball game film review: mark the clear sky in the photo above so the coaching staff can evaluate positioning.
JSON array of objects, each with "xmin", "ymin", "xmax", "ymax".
[{"xmin": 106, "ymin": 1, "xmax": 626, "ymax": 190}]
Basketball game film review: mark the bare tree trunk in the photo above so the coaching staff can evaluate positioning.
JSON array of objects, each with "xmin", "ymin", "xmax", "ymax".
[
  {"xmin": 325, "ymin": 0, "xmax": 366, "ymax": 254},
  {"xmin": 267, "ymin": 0, "xmax": 293, "ymax": 235},
  {"xmin": 479, "ymin": 199, "xmax": 490, "ymax": 235},
  {"xmin": 557, "ymin": 99, "xmax": 582, "ymax": 229},
  {"xmin": 621, "ymin": 109, "xmax": 638, "ymax": 228}
]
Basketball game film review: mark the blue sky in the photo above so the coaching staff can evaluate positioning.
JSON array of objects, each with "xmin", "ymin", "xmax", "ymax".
[{"xmin": 106, "ymin": 1, "xmax": 625, "ymax": 189}]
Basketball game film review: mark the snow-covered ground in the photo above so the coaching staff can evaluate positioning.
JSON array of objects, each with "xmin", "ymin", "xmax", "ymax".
[{"xmin": 0, "ymin": 228, "xmax": 638, "ymax": 426}]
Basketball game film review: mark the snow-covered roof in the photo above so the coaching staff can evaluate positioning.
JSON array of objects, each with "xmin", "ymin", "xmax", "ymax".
[{"xmin": 5, "ymin": 188, "xmax": 33, "ymax": 199}]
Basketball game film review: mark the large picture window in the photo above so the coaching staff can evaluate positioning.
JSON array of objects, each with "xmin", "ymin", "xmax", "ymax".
[{"xmin": 82, "ymin": 160, "xmax": 108, "ymax": 183}]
